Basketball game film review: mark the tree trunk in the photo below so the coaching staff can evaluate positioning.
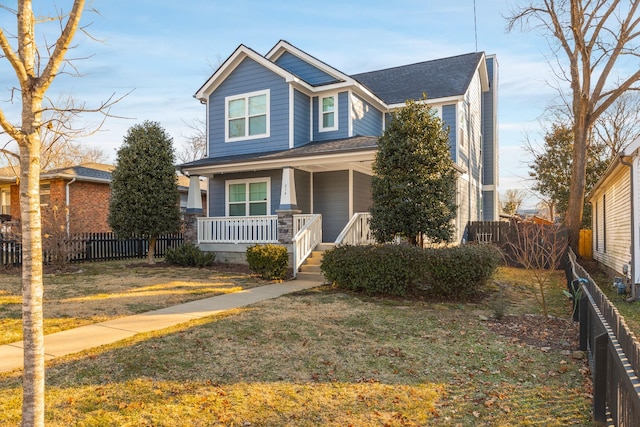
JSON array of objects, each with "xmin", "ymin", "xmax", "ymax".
[
  {"xmin": 19, "ymin": 140, "xmax": 45, "ymax": 427},
  {"xmin": 565, "ymin": 112, "xmax": 590, "ymax": 250},
  {"xmin": 147, "ymin": 236, "xmax": 157, "ymax": 264}
]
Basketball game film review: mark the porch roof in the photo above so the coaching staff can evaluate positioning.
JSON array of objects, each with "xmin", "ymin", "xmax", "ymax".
[{"xmin": 179, "ymin": 136, "xmax": 378, "ymax": 175}]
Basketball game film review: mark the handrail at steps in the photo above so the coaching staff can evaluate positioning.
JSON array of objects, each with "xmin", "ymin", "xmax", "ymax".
[
  {"xmin": 292, "ymin": 214, "xmax": 322, "ymax": 278},
  {"xmin": 335, "ymin": 212, "xmax": 375, "ymax": 245}
]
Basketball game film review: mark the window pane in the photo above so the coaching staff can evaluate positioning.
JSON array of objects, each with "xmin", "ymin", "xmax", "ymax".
[
  {"xmin": 322, "ymin": 96, "xmax": 334, "ymax": 112},
  {"xmin": 229, "ymin": 118, "xmax": 245, "ymax": 138},
  {"xmin": 248, "ymin": 115, "xmax": 266, "ymax": 136},
  {"xmin": 248, "ymin": 94, "xmax": 266, "ymax": 115},
  {"xmin": 228, "ymin": 99, "xmax": 245, "ymax": 118},
  {"xmin": 249, "ymin": 202, "xmax": 267, "ymax": 216},
  {"xmin": 229, "ymin": 203, "xmax": 246, "ymax": 216},
  {"xmin": 323, "ymin": 112, "xmax": 334, "ymax": 128},
  {"xmin": 249, "ymin": 182, "xmax": 267, "ymax": 201},
  {"xmin": 229, "ymin": 183, "xmax": 246, "ymax": 203}
]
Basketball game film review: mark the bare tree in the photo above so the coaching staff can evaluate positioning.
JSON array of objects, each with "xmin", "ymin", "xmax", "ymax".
[
  {"xmin": 0, "ymin": 3, "xmax": 117, "ymax": 425},
  {"xmin": 176, "ymin": 117, "xmax": 207, "ymax": 163},
  {"xmin": 506, "ymin": 223, "xmax": 569, "ymax": 317},
  {"xmin": 507, "ymin": 0, "xmax": 640, "ymax": 249},
  {"xmin": 1, "ymin": 96, "xmax": 108, "ymax": 170},
  {"xmin": 502, "ymin": 189, "xmax": 526, "ymax": 215},
  {"xmin": 593, "ymin": 90, "xmax": 640, "ymax": 157}
]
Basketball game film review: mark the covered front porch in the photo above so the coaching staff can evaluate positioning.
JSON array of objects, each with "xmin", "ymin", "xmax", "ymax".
[{"xmin": 179, "ymin": 137, "xmax": 379, "ymax": 272}]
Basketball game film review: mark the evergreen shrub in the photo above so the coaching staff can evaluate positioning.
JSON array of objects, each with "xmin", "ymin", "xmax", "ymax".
[
  {"xmin": 165, "ymin": 243, "xmax": 215, "ymax": 267},
  {"xmin": 246, "ymin": 244, "xmax": 289, "ymax": 280},
  {"xmin": 321, "ymin": 244, "xmax": 502, "ymax": 299}
]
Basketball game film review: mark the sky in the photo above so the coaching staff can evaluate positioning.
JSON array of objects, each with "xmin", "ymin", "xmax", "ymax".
[{"xmin": 0, "ymin": 0, "xmax": 563, "ymax": 208}]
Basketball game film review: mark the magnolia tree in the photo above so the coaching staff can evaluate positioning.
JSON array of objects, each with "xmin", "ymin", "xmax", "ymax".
[{"xmin": 370, "ymin": 98, "xmax": 457, "ymax": 246}]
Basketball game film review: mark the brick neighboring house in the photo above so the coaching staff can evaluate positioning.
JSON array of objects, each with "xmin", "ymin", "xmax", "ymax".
[{"xmin": 0, "ymin": 163, "xmax": 205, "ymax": 236}]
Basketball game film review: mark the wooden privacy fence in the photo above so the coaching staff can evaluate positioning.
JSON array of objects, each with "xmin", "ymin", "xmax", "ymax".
[
  {"xmin": 466, "ymin": 221, "xmax": 513, "ymax": 244},
  {"xmin": 565, "ymin": 249, "xmax": 640, "ymax": 426},
  {"xmin": 0, "ymin": 232, "xmax": 184, "ymax": 267}
]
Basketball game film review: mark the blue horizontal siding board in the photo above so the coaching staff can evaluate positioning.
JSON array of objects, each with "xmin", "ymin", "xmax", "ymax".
[
  {"xmin": 313, "ymin": 91, "xmax": 349, "ymax": 141},
  {"xmin": 352, "ymin": 94, "xmax": 383, "ymax": 136},
  {"xmin": 482, "ymin": 57, "xmax": 496, "ymax": 186},
  {"xmin": 294, "ymin": 89, "xmax": 310, "ymax": 147},
  {"xmin": 441, "ymin": 104, "xmax": 456, "ymax": 162},
  {"xmin": 275, "ymin": 52, "xmax": 337, "ymax": 86},
  {"xmin": 314, "ymin": 170, "xmax": 349, "ymax": 241},
  {"xmin": 294, "ymin": 169, "xmax": 311, "ymax": 213},
  {"xmin": 209, "ymin": 170, "xmax": 283, "ymax": 216},
  {"xmin": 208, "ymin": 57, "xmax": 289, "ymax": 158}
]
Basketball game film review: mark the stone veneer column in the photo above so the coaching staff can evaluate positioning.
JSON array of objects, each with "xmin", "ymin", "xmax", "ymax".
[
  {"xmin": 276, "ymin": 209, "xmax": 301, "ymax": 244},
  {"xmin": 184, "ymin": 174, "xmax": 204, "ymax": 245}
]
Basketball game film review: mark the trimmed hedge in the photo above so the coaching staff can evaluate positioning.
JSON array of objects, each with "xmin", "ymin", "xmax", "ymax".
[
  {"xmin": 321, "ymin": 244, "xmax": 502, "ymax": 299},
  {"xmin": 165, "ymin": 243, "xmax": 215, "ymax": 267},
  {"xmin": 246, "ymin": 244, "xmax": 289, "ymax": 280}
]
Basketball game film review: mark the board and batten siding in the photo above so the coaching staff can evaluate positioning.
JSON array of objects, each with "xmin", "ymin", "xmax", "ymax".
[
  {"xmin": 274, "ymin": 51, "xmax": 337, "ymax": 86},
  {"xmin": 312, "ymin": 92, "xmax": 350, "ymax": 141},
  {"xmin": 351, "ymin": 93, "xmax": 383, "ymax": 136},
  {"xmin": 313, "ymin": 170, "xmax": 349, "ymax": 242},
  {"xmin": 482, "ymin": 56, "xmax": 498, "ymax": 187},
  {"xmin": 441, "ymin": 104, "xmax": 457, "ymax": 162},
  {"xmin": 592, "ymin": 166, "xmax": 632, "ymax": 275},
  {"xmin": 293, "ymin": 89, "xmax": 310, "ymax": 147},
  {"xmin": 352, "ymin": 171, "xmax": 372, "ymax": 213},
  {"xmin": 208, "ymin": 170, "xmax": 283, "ymax": 217},
  {"xmin": 208, "ymin": 57, "xmax": 289, "ymax": 158}
]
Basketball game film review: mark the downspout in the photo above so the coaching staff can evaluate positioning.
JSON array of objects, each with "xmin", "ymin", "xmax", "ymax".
[
  {"xmin": 65, "ymin": 177, "xmax": 77, "ymax": 236},
  {"xmin": 619, "ymin": 156, "xmax": 637, "ymax": 301}
]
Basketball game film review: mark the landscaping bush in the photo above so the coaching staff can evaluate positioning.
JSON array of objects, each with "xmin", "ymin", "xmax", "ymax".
[
  {"xmin": 246, "ymin": 244, "xmax": 289, "ymax": 280},
  {"xmin": 321, "ymin": 243, "xmax": 502, "ymax": 299},
  {"xmin": 321, "ymin": 244, "xmax": 425, "ymax": 296},
  {"xmin": 165, "ymin": 243, "xmax": 215, "ymax": 267}
]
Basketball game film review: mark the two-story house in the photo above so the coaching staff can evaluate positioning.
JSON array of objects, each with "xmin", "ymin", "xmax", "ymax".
[{"xmin": 179, "ymin": 40, "xmax": 499, "ymax": 269}]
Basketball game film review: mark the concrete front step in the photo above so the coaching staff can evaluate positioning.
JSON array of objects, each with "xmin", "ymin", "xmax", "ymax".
[{"xmin": 295, "ymin": 243, "xmax": 335, "ymax": 281}]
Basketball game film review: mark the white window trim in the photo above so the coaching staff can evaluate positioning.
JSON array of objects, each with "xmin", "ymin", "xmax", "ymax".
[
  {"xmin": 224, "ymin": 89, "xmax": 270, "ymax": 142},
  {"xmin": 225, "ymin": 177, "xmax": 271, "ymax": 216},
  {"xmin": 319, "ymin": 93, "xmax": 338, "ymax": 132}
]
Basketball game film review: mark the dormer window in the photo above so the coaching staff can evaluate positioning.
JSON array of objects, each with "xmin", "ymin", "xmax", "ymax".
[
  {"xmin": 319, "ymin": 94, "xmax": 338, "ymax": 132},
  {"xmin": 225, "ymin": 90, "xmax": 270, "ymax": 142}
]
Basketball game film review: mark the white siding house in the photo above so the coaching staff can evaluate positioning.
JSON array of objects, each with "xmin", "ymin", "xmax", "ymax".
[{"xmin": 588, "ymin": 136, "xmax": 640, "ymax": 299}]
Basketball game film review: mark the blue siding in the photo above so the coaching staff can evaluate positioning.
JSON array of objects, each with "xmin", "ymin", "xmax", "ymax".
[
  {"xmin": 312, "ymin": 91, "xmax": 350, "ymax": 141},
  {"xmin": 208, "ymin": 57, "xmax": 289, "ymax": 158},
  {"xmin": 353, "ymin": 171, "xmax": 372, "ymax": 212},
  {"xmin": 274, "ymin": 52, "xmax": 337, "ymax": 86},
  {"xmin": 482, "ymin": 57, "xmax": 497, "ymax": 186},
  {"xmin": 293, "ymin": 89, "xmax": 310, "ymax": 147},
  {"xmin": 352, "ymin": 94, "xmax": 383, "ymax": 136},
  {"xmin": 442, "ymin": 104, "xmax": 457, "ymax": 162},
  {"xmin": 313, "ymin": 170, "xmax": 349, "ymax": 242},
  {"xmin": 209, "ymin": 170, "xmax": 282, "ymax": 216},
  {"xmin": 294, "ymin": 169, "xmax": 311, "ymax": 213}
]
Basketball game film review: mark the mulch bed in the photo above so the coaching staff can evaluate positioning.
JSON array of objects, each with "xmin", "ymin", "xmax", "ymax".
[{"xmin": 486, "ymin": 314, "xmax": 580, "ymax": 350}]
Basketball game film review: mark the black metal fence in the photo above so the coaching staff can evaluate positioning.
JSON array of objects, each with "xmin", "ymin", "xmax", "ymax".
[
  {"xmin": 565, "ymin": 249, "xmax": 640, "ymax": 426},
  {"xmin": 0, "ymin": 232, "xmax": 184, "ymax": 268}
]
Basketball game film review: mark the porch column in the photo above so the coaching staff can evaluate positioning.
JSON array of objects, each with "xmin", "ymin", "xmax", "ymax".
[
  {"xmin": 277, "ymin": 209, "xmax": 301, "ymax": 244},
  {"xmin": 279, "ymin": 167, "xmax": 298, "ymax": 210},
  {"xmin": 184, "ymin": 175, "xmax": 203, "ymax": 245}
]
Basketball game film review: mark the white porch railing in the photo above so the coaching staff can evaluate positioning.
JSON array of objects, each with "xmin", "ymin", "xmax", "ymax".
[
  {"xmin": 292, "ymin": 214, "xmax": 322, "ymax": 277},
  {"xmin": 293, "ymin": 214, "xmax": 317, "ymax": 234},
  {"xmin": 198, "ymin": 216, "xmax": 279, "ymax": 243},
  {"xmin": 335, "ymin": 212, "xmax": 375, "ymax": 245}
]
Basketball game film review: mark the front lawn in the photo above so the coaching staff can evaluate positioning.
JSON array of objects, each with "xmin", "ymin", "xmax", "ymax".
[{"xmin": 0, "ymin": 263, "xmax": 591, "ymax": 426}]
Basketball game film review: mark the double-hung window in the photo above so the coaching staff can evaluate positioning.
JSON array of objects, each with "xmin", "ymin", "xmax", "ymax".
[
  {"xmin": 319, "ymin": 94, "xmax": 338, "ymax": 132},
  {"xmin": 0, "ymin": 188, "xmax": 10, "ymax": 215},
  {"xmin": 225, "ymin": 90, "xmax": 270, "ymax": 141},
  {"xmin": 227, "ymin": 178, "xmax": 270, "ymax": 216}
]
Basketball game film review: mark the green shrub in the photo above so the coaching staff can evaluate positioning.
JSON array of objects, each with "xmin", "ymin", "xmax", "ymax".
[
  {"xmin": 165, "ymin": 243, "xmax": 215, "ymax": 267},
  {"xmin": 321, "ymin": 244, "xmax": 502, "ymax": 299},
  {"xmin": 321, "ymin": 244, "xmax": 425, "ymax": 296},
  {"xmin": 246, "ymin": 244, "xmax": 289, "ymax": 280}
]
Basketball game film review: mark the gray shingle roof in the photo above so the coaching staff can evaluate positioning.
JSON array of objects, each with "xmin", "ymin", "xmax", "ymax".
[
  {"xmin": 351, "ymin": 52, "xmax": 485, "ymax": 104},
  {"xmin": 180, "ymin": 136, "xmax": 378, "ymax": 169},
  {"xmin": 42, "ymin": 165, "xmax": 113, "ymax": 181}
]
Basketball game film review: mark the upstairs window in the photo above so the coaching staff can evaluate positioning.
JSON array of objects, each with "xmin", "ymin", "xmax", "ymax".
[
  {"xmin": 225, "ymin": 90, "xmax": 270, "ymax": 141},
  {"xmin": 226, "ymin": 178, "xmax": 269, "ymax": 216},
  {"xmin": 319, "ymin": 94, "xmax": 338, "ymax": 132}
]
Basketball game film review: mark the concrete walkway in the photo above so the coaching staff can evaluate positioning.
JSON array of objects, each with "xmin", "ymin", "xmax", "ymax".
[{"xmin": 0, "ymin": 279, "xmax": 322, "ymax": 374}]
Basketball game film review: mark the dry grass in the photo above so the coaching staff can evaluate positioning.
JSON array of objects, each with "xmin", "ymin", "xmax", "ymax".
[
  {"xmin": 0, "ymin": 263, "xmax": 591, "ymax": 426},
  {"xmin": 0, "ymin": 260, "xmax": 261, "ymax": 345}
]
